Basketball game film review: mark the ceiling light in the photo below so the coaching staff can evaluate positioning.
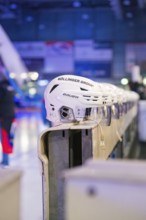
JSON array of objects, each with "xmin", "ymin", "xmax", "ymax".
[
  {"xmin": 9, "ymin": 72, "xmax": 16, "ymax": 79},
  {"xmin": 10, "ymin": 3, "xmax": 17, "ymax": 9},
  {"xmin": 29, "ymin": 88, "xmax": 37, "ymax": 96},
  {"xmin": 73, "ymin": 1, "xmax": 81, "ymax": 8},
  {"xmin": 82, "ymin": 14, "xmax": 89, "ymax": 20},
  {"xmin": 121, "ymin": 78, "xmax": 129, "ymax": 85},
  {"xmin": 37, "ymin": 80, "xmax": 48, "ymax": 86},
  {"xmin": 21, "ymin": 72, "xmax": 28, "ymax": 79},
  {"xmin": 29, "ymin": 71, "xmax": 39, "ymax": 81},
  {"xmin": 26, "ymin": 16, "xmax": 33, "ymax": 22},
  {"xmin": 123, "ymin": 0, "xmax": 131, "ymax": 6}
]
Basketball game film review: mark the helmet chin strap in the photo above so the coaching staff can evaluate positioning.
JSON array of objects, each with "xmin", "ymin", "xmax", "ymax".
[
  {"xmin": 115, "ymin": 119, "xmax": 122, "ymax": 142},
  {"xmin": 98, "ymin": 123, "xmax": 106, "ymax": 159}
]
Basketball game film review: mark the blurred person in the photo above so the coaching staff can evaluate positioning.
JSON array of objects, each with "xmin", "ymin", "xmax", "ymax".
[
  {"xmin": 129, "ymin": 80, "xmax": 145, "ymax": 100},
  {"xmin": 40, "ymin": 98, "xmax": 52, "ymax": 127},
  {"xmin": 0, "ymin": 76, "xmax": 16, "ymax": 166}
]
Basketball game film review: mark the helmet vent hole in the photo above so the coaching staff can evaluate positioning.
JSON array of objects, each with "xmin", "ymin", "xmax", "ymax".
[
  {"xmin": 85, "ymin": 108, "xmax": 91, "ymax": 116},
  {"xmin": 80, "ymin": 87, "xmax": 88, "ymax": 91},
  {"xmin": 63, "ymin": 107, "xmax": 69, "ymax": 111},
  {"xmin": 83, "ymin": 95, "xmax": 90, "ymax": 98},
  {"xmin": 50, "ymin": 84, "xmax": 59, "ymax": 93},
  {"xmin": 62, "ymin": 112, "xmax": 68, "ymax": 117}
]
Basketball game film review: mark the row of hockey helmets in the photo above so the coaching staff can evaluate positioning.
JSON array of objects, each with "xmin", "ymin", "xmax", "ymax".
[{"xmin": 44, "ymin": 75, "xmax": 139, "ymax": 125}]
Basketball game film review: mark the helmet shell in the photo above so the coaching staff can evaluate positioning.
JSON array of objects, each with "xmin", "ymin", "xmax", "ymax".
[{"xmin": 44, "ymin": 75, "xmax": 104, "ymax": 123}]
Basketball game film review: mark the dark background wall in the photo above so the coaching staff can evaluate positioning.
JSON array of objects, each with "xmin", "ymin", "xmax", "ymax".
[
  {"xmin": 1, "ymin": 7, "xmax": 146, "ymax": 78},
  {"xmin": 1, "ymin": 7, "xmax": 146, "ymax": 41}
]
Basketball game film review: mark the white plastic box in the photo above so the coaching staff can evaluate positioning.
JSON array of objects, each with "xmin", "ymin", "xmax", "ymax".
[{"xmin": 64, "ymin": 159, "xmax": 146, "ymax": 220}]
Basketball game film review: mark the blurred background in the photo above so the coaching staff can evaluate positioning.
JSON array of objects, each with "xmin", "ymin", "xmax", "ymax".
[
  {"xmin": 1, "ymin": 0, "xmax": 146, "ymax": 107},
  {"xmin": 1, "ymin": 1, "xmax": 146, "ymax": 220}
]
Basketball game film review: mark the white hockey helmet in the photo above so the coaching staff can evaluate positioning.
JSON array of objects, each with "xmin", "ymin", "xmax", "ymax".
[
  {"xmin": 44, "ymin": 75, "xmax": 107, "ymax": 124},
  {"xmin": 97, "ymin": 82, "xmax": 123, "ymax": 104}
]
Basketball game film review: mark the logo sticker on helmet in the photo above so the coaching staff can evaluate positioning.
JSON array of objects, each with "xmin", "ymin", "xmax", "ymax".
[
  {"xmin": 63, "ymin": 93, "xmax": 79, "ymax": 99},
  {"xmin": 58, "ymin": 76, "xmax": 94, "ymax": 87}
]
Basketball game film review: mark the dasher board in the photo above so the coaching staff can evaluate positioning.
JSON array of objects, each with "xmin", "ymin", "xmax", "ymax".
[
  {"xmin": 38, "ymin": 104, "xmax": 137, "ymax": 161},
  {"xmin": 38, "ymin": 105, "xmax": 138, "ymax": 220}
]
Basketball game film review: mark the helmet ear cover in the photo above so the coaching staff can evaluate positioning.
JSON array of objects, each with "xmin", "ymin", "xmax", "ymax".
[{"xmin": 59, "ymin": 106, "xmax": 76, "ymax": 122}]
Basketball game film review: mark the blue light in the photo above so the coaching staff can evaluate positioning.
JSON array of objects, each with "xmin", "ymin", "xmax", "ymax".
[
  {"xmin": 39, "ymin": 24, "xmax": 45, "ymax": 30},
  {"xmin": 73, "ymin": 1, "xmax": 81, "ymax": 8},
  {"xmin": 82, "ymin": 14, "xmax": 89, "ymax": 20},
  {"xmin": 123, "ymin": 0, "xmax": 131, "ymax": 6},
  {"xmin": 26, "ymin": 16, "xmax": 33, "ymax": 22},
  {"xmin": 10, "ymin": 3, "xmax": 17, "ymax": 9}
]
